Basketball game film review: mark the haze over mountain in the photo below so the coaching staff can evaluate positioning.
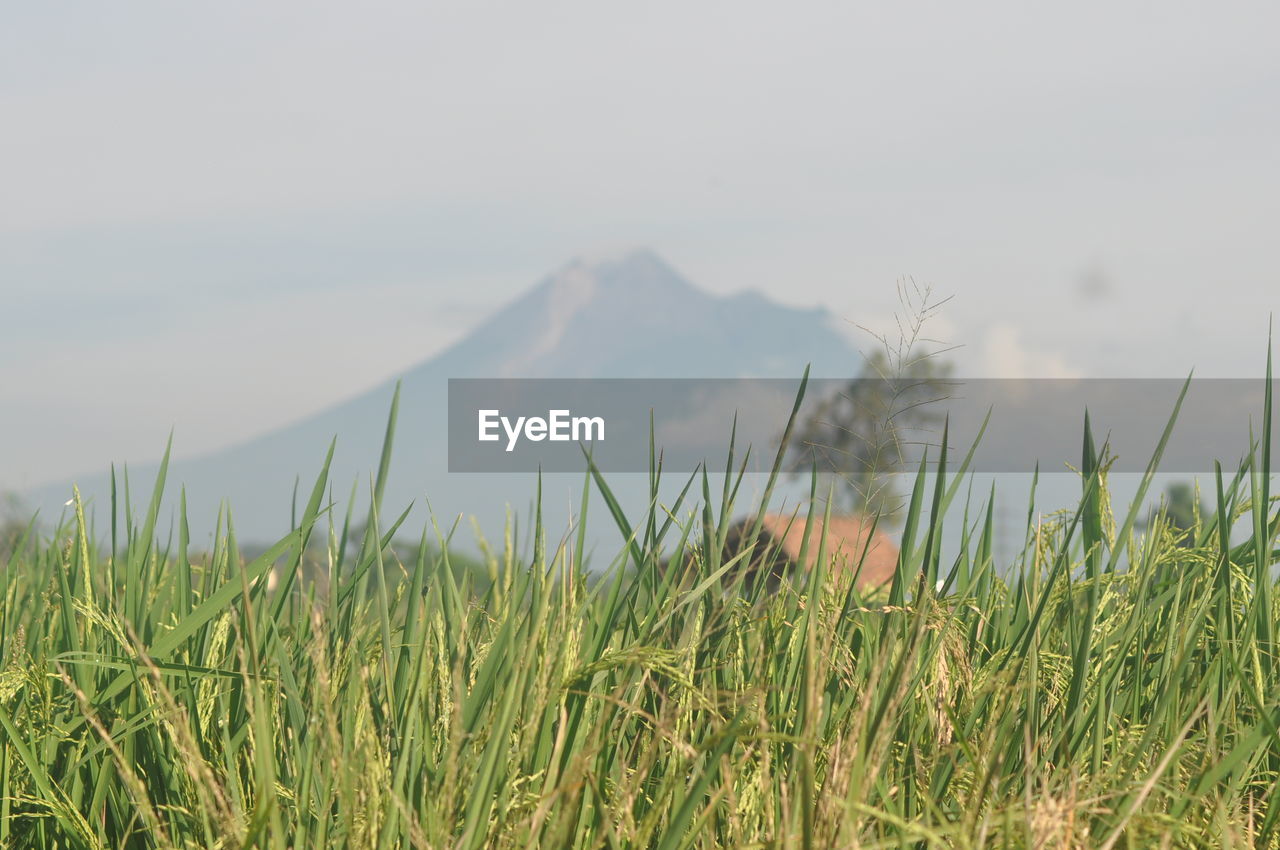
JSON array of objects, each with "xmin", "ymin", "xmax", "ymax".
[
  {"xmin": 389, "ymin": 247, "xmax": 859, "ymax": 379},
  {"xmin": 30, "ymin": 249, "xmax": 863, "ymax": 548}
]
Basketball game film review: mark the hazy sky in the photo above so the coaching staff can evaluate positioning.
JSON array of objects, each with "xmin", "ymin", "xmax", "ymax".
[{"xmin": 3, "ymin": 2, "xmax": 1278, "ymax": 489}]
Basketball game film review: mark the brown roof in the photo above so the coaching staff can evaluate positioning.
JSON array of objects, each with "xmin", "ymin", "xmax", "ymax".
[
  {"xmin": 661, "ymin": 512, "xmax": 901, "ymax": 593},
  {"xmin": 753, "ymin": 513, "xmax": 899, "ymax": 589}
]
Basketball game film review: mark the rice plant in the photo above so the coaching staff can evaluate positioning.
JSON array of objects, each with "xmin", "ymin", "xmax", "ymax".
[{"xmin": 1, "ymin": 364, "xmax": 1278, "ymax": 848}]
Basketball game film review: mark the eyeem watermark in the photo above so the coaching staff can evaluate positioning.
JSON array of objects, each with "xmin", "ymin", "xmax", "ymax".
[
  {"xmin": 449, "ymin": 377, "xmax": 1280, "ymax": 473},
  {"xmin": 478, "ymin": 409, "xmax": 605, "ymax": 452}
]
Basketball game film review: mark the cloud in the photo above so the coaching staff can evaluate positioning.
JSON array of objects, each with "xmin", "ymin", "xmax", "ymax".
[{"xmin": 979, "ymin": 324, "xmax": 1080, "ymax": 379}]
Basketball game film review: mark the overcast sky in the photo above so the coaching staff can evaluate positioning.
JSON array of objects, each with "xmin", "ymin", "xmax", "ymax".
[{"xmin": 3, "ymin": 2, "xmax": 1278, "ymax": 489}]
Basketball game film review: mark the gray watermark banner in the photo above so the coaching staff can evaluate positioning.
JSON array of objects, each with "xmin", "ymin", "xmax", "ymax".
[{"xmin": 447, "ymin": 378, "xmax": 1279, "ymax": 474}]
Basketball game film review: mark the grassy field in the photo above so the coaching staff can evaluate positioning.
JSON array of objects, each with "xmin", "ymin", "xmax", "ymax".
[{"xmin": 2, "ymin": 371, "xmax": 1280, "ymax": 849}]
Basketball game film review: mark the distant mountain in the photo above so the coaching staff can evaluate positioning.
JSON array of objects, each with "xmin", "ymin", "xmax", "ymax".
[
  {"xmin": 30, "ymin": 249, "xmax": 863, "ymax": 551},
  {"xmin": 389, "ymin": 248, "xmax": 858, "ymax": 379}
]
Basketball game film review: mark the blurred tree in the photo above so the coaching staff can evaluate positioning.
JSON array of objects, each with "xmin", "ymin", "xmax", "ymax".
[
  {"xmin": 1146, "ymin": 481, "xmax": 1204, "ymax": 546},
  {"xmin": 785, "ymin": 281, "xmax": 956, "ymax": 526}
]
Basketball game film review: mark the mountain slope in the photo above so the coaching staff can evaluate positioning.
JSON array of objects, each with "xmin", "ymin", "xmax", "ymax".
[{"xmin": 31, "ymin": 249, "xmax": 862, "ymax": 548}]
